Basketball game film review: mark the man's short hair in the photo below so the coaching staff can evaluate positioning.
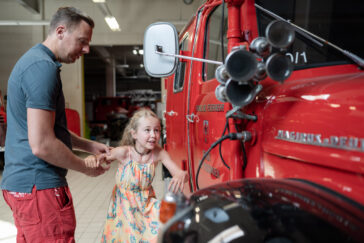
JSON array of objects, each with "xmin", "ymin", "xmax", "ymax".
[{"xmin": 49, "ymin": 7, "xmax": 94, "ymax": 34}]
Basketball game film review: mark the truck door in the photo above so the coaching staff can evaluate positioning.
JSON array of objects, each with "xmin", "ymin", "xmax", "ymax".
[
  {"xmin": 187, "ymin": 4, "xmax": 231, "ymax": 190},
  {"xmin": 164, "ymin": 34, "xmax": 192, "ymax": 190}
]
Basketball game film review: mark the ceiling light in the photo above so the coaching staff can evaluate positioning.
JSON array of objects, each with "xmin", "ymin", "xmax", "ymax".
[
  {"xmin": 104, "ymin": 16, "xmax": 120, "ymax": 31},
  {"xmin": 0, "ymin": 20, "xmax": 49, "ymax": 26},
  {"xmin": 138, "ymin": 49, "xmax": 144, "ymax": 55},
  {"xmin": 116, "ymin": 64, "xmax": 129, "ymax": 68},
  {"xmin": 132, "ymin": 50, "xmax": 138, "ymax": 55},
  {"xmin": 92, "ymin": 0, "xmax": 106, "ymax": 3}
]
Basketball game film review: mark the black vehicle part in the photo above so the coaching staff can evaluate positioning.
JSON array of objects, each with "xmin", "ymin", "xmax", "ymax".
[
  {"xmin": 160, "ymin": 179, "xmax": 364, "ymax": 243},
  {"xmin": 196, "ymin": 132, "xmax": 252, "ymax": 190},
  {"xmin": 218, "ymin": 120, "xmax": 231, "ymax": 170}
]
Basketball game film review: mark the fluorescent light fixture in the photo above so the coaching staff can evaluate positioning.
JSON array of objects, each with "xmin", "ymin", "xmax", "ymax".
[
  {"xmin": 0, "ymin": 20, "xmax": 49, "ymax": 26},
  {"xmin": 104, "ymin": 16, "xmax": 120, "ymax": 31},
  {"xmin": 92, "ymin": 0, "xmax": 106, "ymax": 3},
  {"xmin": 116, "ymin": 64, "xmax": 129, "ymax": 68}
]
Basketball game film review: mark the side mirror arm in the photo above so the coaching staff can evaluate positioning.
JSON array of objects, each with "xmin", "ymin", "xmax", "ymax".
[{"xmin": 155, "ymin": 45, "xmax": 223, "ymax": 65}]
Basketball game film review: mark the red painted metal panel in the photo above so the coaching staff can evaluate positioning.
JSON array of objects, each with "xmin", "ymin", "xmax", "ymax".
[{"xmin": 65, "ymin": 108, "xmax": 81, "ymax": 136}]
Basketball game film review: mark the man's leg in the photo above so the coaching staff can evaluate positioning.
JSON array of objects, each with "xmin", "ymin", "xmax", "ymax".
[{"xmin": 2, "ymin": 186, "xmax": 76, "ymax": 242}]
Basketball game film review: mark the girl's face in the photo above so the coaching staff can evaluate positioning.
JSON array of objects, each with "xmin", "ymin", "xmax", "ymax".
[{"xmin": 132, "ymin": 116, "xmax": 161, "ymax": 150}]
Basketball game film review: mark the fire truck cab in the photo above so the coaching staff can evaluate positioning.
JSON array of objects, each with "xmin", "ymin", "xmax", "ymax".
[{"xmin": 143, "ymin": 0, "xmax": 364, "ymax": 207}]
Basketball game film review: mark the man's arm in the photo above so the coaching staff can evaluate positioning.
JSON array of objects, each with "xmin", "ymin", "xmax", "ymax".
[
  {"xmin": 27, "ymin": 108, "xmax": 105, "ymax": 176},
  {"xmin": 69, "ymin": 131, "xmax": 110, "ymax": 155}
]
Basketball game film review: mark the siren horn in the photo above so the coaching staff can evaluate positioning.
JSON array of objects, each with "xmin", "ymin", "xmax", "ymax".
[
  {"xmin": 265, "ymin": 20, "xmax": 295, "ymax": 49},
  {"xmin": 255, "ymin": 61, "xmax": 267, "ymax": 81},
  {"xmin": 224, "ymin": 79, "xmax": 263, "ymax": 107},
  {"xmin": 266, "ymin": 53, "xmax": 293, "ymax": 82},
  {"xmin": 215, "ymin": 84, "xmax": 228, "ymax": 103},
  {"xmin": 215, "ymin": 65, "xmax": 229, "ymax": 84},
  {"xmin": 250, "ymin": 37, "xmax": 271, "ymax": 58},
  {"xmin": 225, "ymin": 48, "xmax": 258, "ymax": 82}
]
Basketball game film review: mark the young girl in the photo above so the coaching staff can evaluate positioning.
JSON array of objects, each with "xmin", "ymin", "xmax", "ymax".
[{"xmin": 98, "ymin": 108, "xmax": 188, "ymax": 242}]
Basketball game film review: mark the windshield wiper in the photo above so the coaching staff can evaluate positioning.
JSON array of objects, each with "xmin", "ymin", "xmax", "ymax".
[{"xmin": 255, "ymin": 4, "xmax": 364, "ymax": 69}]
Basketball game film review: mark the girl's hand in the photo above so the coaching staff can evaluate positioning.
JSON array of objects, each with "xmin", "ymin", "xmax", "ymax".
[
  {"xmin": 168, "ymin": 170, "xmax": 188, "ymax": 193},
  {"xmin": 83, "ymin": 154, "xmax": 110, "ymax": 177},
  {"xmin": 84, "ymin": 154, "xmax": 99, "ymax": 168}
]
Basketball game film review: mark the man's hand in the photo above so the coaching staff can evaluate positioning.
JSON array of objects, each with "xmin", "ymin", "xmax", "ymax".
[
  {"xmin": 91, "ymin": 141, "xmax": 112, "ymax": 155},
  {"xmin": 83, "ymin": 154, "xmax": 110, "ymax": 177}
]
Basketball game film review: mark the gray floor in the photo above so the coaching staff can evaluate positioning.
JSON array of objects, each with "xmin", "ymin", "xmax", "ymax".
[{"xmin": 0, "ymin": 151, "xmax": 165, "ymax": 243}]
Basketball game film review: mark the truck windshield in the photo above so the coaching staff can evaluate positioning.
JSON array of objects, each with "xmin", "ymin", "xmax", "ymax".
[{"xmin": 256, "ymin": 0, "xmax": 364, "ymax": 70}]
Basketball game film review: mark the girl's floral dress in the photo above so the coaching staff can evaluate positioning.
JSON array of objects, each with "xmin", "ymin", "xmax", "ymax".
[{"xmin": 101, "ymin": 147, "xmax": 161, "ymax": 243}]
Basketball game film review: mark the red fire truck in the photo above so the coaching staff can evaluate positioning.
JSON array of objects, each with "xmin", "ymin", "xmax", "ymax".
[
  {"xmin": 143, "ymin": 0, "xmax": 364, "ymax": 241},
  {"xmin": 144, "ymin": 0, "xmax": 364, "ymax": 215}
]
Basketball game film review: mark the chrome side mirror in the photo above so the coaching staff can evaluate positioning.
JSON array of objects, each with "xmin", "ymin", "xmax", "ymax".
[{"xmin": 143, "ymin": 22, "xmax": 179, "ymax": 77}]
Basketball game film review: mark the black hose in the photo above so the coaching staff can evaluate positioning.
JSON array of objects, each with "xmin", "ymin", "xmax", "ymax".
[
  {"xmin": 234, "ymin": 123, "xmax": 248, "ymax": 171},
  {"xmin": 196, "ymin": 133, "xmax": 245, "ymax": 190},
  {"xmin": 219, "ymin": 120, "xmax": 230, "ymax": 170}
]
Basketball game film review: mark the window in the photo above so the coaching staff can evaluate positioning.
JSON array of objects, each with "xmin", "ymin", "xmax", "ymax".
[
  {"xmin": 256, "ymin": 0, "xmax": 364, "ymax": 69},
  {"xmin": 203, "ymin": 4, "xmax": 228, "ymax": 81},
  {"xmin": 173, "ymin": 35, "xmax": 189, "ymax": 92}
]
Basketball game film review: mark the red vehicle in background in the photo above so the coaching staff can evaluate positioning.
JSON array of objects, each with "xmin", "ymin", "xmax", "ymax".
[
  {"xmin": 143, "ymin": 1, "xmax": 364, "ymax": 240},
  {"xmin": 92, "ymin": 96, "xmax": 132, "ymax": 141},
  {"xmin": 93, "ymin": 96, "xmax": 131, "ymax": 122},
  {"xmin": 65, "ymin": 108, "xmax": 81, "ymax": 136}
]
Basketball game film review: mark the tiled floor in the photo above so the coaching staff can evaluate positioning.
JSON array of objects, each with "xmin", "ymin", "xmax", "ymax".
[{"xmin": 0, "ymin": 150, "xmax": 165, "ymax": 243}]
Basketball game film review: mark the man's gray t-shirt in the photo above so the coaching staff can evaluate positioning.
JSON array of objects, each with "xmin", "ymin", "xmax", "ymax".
[{"xmin": 1, "ymin": 43, "xmax": 72, "ymax": 193}]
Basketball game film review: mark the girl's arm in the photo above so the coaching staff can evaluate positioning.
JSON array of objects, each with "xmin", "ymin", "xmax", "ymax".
[
  {"xmin": 159, "ymin": 149, "xmax": 188, "ymax": 193},
  {"xmin": 69, "ymin": 131, "xmax": 111, "ymax": 155},
  {"xmin": 101, "ymin": 146, "xmax": 129, "ymax": 165}
]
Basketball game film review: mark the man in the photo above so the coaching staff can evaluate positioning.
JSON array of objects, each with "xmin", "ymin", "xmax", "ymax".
[{"xmin": 1, "ymin": 7, "xmax": 108, "ymax": 242}]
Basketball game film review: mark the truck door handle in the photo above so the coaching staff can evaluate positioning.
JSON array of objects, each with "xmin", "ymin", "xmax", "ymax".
[
  {"xmin": 164, "ymin": 110, "xmax": 178, "ymax": 117},
  {"xmin": 186, "ymin": 113, "xmax": 199, "ymax": 123}
]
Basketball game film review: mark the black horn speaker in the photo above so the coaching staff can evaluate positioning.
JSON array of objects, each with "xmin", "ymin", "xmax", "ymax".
[
  {"xmin": 266, "ymin": 20, "xmax": 295, "ymax": 49},
  {"xmin": 266, "ymin": 53, "xmax": 293, "ymax": 82},
  {"xmin": 224, "ymin": 79, "xmax": 263, "ymax": 107},
  {"xmin": 225, "ymin": 49, "xmax": 258, "ymax": 82}
]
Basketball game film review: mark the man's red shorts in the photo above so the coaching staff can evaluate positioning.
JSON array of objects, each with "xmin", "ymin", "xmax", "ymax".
[{"xmin": 2, "ymin": 186, "xmax": 76, "ymax": 243}]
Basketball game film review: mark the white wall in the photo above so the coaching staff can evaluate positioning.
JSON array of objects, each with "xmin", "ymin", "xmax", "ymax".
[{"xmin": 0, "ymin": 0, "xmax": 203, "ymax": 137}]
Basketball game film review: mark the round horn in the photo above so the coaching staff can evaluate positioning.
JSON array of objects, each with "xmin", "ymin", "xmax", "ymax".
[
  {"xmin": 266, "ymin": 53, "xmax": 293, "ymax": 82},
  {"xmin": 215, "ymin": 84, "xmax": 227, "ymax": 103},
  {"xmin": 225, "ymin": 79, "xmax": 263, "ymax": 107},
  {"xmin": 254, "ymin": 61, "xmax": 267, "ymax": 81},
  {"xmin": 215, "ymin": 65, "xmax": 229, "ymax": 84},
  {"xmin": 265, "ymin": 20, "xmax": 295, "ymax": 49},
  {"xmin": 225, "ymin": 49, "xmax": 258, "ymax": 82},
  {"xmin": 250, "ymin": 37, "xmax": 271, "ymax": 58}
]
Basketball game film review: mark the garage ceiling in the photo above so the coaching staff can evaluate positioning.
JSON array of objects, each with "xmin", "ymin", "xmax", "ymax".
[{"xmin": 0, "ymin": 0, "xmax": 203, "ymax": 91}]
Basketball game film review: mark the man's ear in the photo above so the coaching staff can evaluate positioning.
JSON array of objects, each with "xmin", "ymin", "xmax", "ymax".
[{"xmin": 55, "ymin": 25, "xmax": 66, "ymax": 39}]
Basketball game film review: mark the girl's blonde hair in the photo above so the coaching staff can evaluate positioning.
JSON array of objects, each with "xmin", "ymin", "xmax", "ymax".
[{"xmin": 120, "ymin": 108, "xmax": 160, "ymax": 146}]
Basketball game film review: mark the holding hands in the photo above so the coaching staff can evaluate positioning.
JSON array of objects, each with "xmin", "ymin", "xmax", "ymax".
[
  {"xmin": 83, "ymin": 154, "xmax": 110, "ymax": 177},
  {"xmin": 83, "ymin": 147, "xmax": 124, "ymax": 177}
]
